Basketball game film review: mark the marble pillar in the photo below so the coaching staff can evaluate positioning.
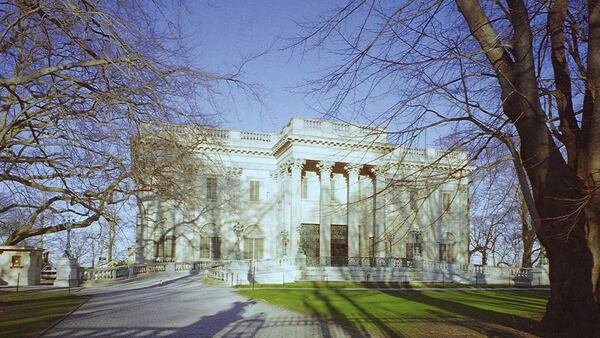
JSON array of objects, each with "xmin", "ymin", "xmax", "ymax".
[
  {"xmin": 318, "ymin": 161, "xmax": 334, "ymax": 258},
  {"xmin": 346, "ymin": 163, "xmax": 361, "ymax": 258},
  {"xmin": 289, "ymin": 159, "xmax": 304, "ymax": 257}
]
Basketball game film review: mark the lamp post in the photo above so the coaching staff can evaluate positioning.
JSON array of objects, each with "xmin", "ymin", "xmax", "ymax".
[
  {"xmin": 64, "ymin": 219, "xmax": 73, "ymax": 258},
  {"xmin": 233, "ymin": 222, "xmax": 244, "ymax": 260}
]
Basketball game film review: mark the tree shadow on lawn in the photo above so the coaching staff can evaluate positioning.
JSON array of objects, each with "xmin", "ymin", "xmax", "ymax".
[
  {"xmin": 381, "ymin": 289, "xmax": 543, "ymax": 337},
  {"xmin": 302, "ymin": 287, "xmax": 382, "ymax": 338},
  {"xmin": 303, "ymin": 288, "xmax": 523, "ymax": 337}
]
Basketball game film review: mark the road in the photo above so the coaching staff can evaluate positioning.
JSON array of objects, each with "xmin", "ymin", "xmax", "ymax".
[{"xmin": 44, "ymin": 273, "xmax": 365, "ymax": 338}]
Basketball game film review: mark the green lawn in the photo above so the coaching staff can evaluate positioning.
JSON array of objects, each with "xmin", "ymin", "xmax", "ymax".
[
  {"xmin": 234, "ymin": 280, "xmax": 540, "ymax": 289},
  {"xmin": 0, "ymin": 291, "xmax": 87, "ymax": 337},
  {"xmin": 238, "ymin": 288, "xmax": 549, "ymax": 337}
]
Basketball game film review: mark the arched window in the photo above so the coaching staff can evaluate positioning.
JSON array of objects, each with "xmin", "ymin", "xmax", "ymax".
[
  {"xmin": 199, "ymin": 223, "xmax": 221, "ymax": 259},
  {"xmin": 243, "ymin": 224, "xmax": 264, "ymax": 260}
]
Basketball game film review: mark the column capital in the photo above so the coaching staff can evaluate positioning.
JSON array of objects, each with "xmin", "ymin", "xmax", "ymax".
[
  {"xmin": 289, "ymin": 158, "xmax": 306, "ymax": 173},
  {"xmin": 277, "ymin": 163, "xmax": 290, "ymax": 177},
  {"xmin": 317, "ymin": 160, "xmax": 335, "ymax": 174},
  {"xmin": 270, "ymin": 170, "xmax": 279, "ymax": 180},
  {"xmin": 369, "ymin": 163, "xmax": 391, "ymax": 177},
  {"xmin": 344, "ymin": 163, "xmax": 362, "ymax": 176}
]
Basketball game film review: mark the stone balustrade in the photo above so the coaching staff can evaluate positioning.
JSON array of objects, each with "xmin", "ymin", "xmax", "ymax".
[
  {"xmin": 79, "ymin": 257, "xmax": 543, "ymax": 287},
  {"xmin": 240, "ymin": 131, "xmax": 272, "ymax": 142},
  {"xmin": 80, "ymin": 261, "xmax": 208, "ymax": 283},
  {"xmin": 202, "ymin": 256, "xmax": 544, "ymax": 286}
]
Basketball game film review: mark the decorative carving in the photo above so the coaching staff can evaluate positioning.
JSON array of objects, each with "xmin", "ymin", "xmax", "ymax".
[
  {"xmin": 278, "ymin": 162, "xmax": 291, "ymax": 176},
  {"xmin": 344, "ymin": 163, "xmax": 362, "ymax": 176},
  {"xmin": 232, "ymin": 222, "xmax": 245, "ymax": 260},
  {"xmin": 226, "ymin": 167, "xmax": 243, "ymax": 177},
  {"xmin": 280, "ymin": 230, "xmax": 290, "ymax": 256},
  {"xmin": 317, "ymin": 161, "xmax": 335, "ymax": 176},
  {"xmin": 289, "ymin": 158, "xmax": 306, "ymax": 173},
  {"xmin": 370, "ymin": 163, "xmax": 391, "ymax": 177}
]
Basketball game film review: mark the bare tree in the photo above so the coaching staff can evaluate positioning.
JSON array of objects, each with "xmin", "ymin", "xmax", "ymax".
[
  {"xmin": 296, "ymin": 0, "xmax": 600, "ymax": 335},
  {"xmin": 0, "ymin": 1, "xmax": 250, "ymax": 246}
]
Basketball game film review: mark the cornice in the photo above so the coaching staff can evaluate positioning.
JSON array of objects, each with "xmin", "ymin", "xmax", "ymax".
[{"xmin": 272, "ymin": 136, "xmax": 393, "ymax": 157}]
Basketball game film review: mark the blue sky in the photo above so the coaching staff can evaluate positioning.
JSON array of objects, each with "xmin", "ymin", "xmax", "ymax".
[{"xmin": 181, "ymin": 1, "xmax": 343, "ymax": 132}]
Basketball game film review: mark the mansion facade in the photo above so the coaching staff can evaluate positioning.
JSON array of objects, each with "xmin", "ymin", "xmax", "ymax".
[{"xmin": 134, "ymin": 117, "xmax": 471, "ymax": 267}]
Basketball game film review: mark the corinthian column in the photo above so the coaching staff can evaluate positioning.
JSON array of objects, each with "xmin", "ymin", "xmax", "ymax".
[
  {"xmin": 278, "ymin": 162, "xmax": 291, "ymax": 257},
  {"xmin": 318, "ymin": 161, "xmax": 335, "ymax": 259},
  {"xmin": 289, "ymin": 158, "xmax": 305, "ymax": 257},
  {"xmin": 345, "ymin": 163, "xmax": 361, "ymax": 258},
  {"xmin": 371, "ymin": 165, "xmax": 387, "ymax": 258}
]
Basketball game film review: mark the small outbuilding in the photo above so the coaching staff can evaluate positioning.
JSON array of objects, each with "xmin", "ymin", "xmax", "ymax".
[{"xmin": 0, "ymin": 246, "xmax": 44, "ymax": 286}]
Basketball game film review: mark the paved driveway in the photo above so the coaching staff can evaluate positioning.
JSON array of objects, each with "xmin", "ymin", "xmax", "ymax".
[{"xmin": 44, "ymin": 273, "xmax": 365, "ymax": 338}]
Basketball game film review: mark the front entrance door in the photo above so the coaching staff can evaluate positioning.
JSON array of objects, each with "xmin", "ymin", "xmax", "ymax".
[
  {"xmin": 331, "ymin": 224, "xmax": 348, "ymax": 266},
  {"xmin": 299, "ymin": 224, "xmax": 320, "ymax": 265}
]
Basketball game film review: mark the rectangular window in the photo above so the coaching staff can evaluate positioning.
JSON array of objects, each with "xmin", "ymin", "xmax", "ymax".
[
  {"xmin": 439, "ymin": 243, "xmax": 450, "ymax": 262},
  {"xmin": 385, "ymin": 237, "xmax": 393, "ymax": 256},
  {"xmin": 406, "ymin": 243, "xmax": 414, "ymax": 259},
  {"xmin": 164, "ymin": 236, "xmax": 176, "ymax": 258},
  {"xmin": 200, "ymin": 236, "xmax": 221, "ymax": 259},
  {"xmin": 330, "ymin": 178, "xmax": 336, "ymax": 202},
  {"xmin": 442, "ymin": 192, "xmax": 452, "ymax": 212},
  {"xmin": 249, "ymin": 180, "xmax": 260, "ymax": 202},
  {"xmin": 409, "ymin": 189, "xmax": 419, "ymax": 211},
  {"xmin": 243, "ymin": 237, "xmax": 264, "ymax": 259},
  {"xmin": 406, "ymin": 242, "xmax": 422, "ymax": 259},
  {"xmin": 11, "ymin": 255, "xmax": 22, "ymax": 268},
  {"xmin": 406, "ymin": 232, "xmax": 422, "ymax": 259},
  {"xmin": 206, "ymin": 177, "xmax": 217, "ymax": 201},
  {"xmin": 301, "ymin": 179, "xmax": 308, "ymax": 199},
  {"xmin": 155, "ymin": 240, "xmax": 163, "ymax": 259},
  {"xmin": 211, "ymin": 236, "xmax": 222, "ymax": 259},
  {"xmin": 391, "ymin": 187, "xmax": 404, "ymax": 209},
  {"xmin": 368, "ymin": 236, "xmax": 375, "ymax": 258},
  {"xmin": 200, "ymin": 237, "xmax": 210, "ymax": 259}
]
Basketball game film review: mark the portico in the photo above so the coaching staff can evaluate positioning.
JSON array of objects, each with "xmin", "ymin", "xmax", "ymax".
[{"xmin": 277, "ymin": 158, "xmax": 389, "ymax": 264}]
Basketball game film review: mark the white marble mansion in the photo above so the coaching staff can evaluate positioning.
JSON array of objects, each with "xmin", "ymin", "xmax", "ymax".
[{"xmin": 134, "ymin": 117, "xmax": 471, "ymax": 267}]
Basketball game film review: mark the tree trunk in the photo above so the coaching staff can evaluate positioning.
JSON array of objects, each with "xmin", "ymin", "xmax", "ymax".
[
  {"xmin": 455, "ymin": 0, "xmax": 600, "ymax": 334},
  {"xmin": 532, "ymin": 158, "xmax": 599, "ymax": 337},
  {"xmin": 108, "ymin": 221, "xmax": 116, "ymax": 262}
]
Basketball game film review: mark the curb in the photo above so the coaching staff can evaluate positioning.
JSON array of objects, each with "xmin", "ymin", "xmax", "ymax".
[{"xmin": 37, "ymin": 293, "xmax": 92, "ymax": 338}]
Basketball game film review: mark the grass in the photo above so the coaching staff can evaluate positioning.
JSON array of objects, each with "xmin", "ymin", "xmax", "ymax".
[
  {"xmin": 0, "ymin": 290, "xmax": 88, "ymax": 337},
  {"xmin": 234, "ymin": 280, "xmax": 543, "ymax": 289},
  {"xmin": 238, "ymin": 288, "xmax": 549, "ymax": 337}
]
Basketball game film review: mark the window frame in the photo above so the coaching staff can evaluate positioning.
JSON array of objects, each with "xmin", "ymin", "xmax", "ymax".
[
  {"xmin": 249, "ymin": 180, "xmax": 260, "ymax": 202},
  {"xmin": 206, "ymin": 176, "xmax": 218, "ymax": 201},
  {"xmin": 301, "ymin": 178, "xmax": 308, "ymax": 199},
  {"xmin": 406, "ymin": 231, "xmax": 422, "ymax": 259},
  {"xmin": 442, "ymin": 192, "xmax": 452, "ymax": 213},
  {"xmin": 439, "ymin": 243, "xmax": 451, "ymax": 262},
  {"xmin": 243, "ymin": 237, "xmax": 264, "ymax": 260},
  {"xmin": 200, "ymin": 236, "xmax": 221, "ymax": 259}
]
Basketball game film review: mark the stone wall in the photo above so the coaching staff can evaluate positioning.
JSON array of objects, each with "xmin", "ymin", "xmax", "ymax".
[{"xmin": 0, "ymin": 246, "xmax": 43, "ymax": 286}]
